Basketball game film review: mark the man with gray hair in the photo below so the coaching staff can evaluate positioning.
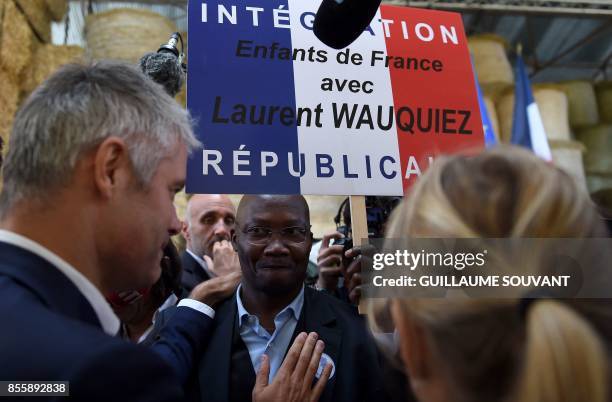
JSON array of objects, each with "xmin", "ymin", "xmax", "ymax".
[{"xmin": 0, "ymin": 61, "xmax": 329, "ymax": 401}]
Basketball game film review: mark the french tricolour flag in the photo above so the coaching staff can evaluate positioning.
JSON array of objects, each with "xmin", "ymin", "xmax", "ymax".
[
  {"xmin": 187, "ymin": 1, "xmax": 483, "ymax": 195},
  {"xmin": 472, "ymin": 61, "xmax": 497, "ymax": 147},
  {"xmin": 510, "ymin": 55, "xmax": 551, "ymax": 160}
]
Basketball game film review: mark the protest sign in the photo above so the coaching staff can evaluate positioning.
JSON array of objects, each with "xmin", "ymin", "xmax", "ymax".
[{"xmin": 186, "ymin": 0, "xmax": 484, "ymax": 195}]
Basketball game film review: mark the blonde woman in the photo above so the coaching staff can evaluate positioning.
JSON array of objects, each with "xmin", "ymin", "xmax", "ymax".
[{"xmin": 384, "ymin": 145, "xmax": 611, "ymax": 402}]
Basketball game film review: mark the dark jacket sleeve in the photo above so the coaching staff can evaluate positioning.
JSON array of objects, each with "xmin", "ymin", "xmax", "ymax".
[
  {"xmin": 64, "ymin": 342, "xmax": 184, "ymax": 402},
  {"xmin": 148, "ymin": 306, "xmax": 214, "ymax": 385}
]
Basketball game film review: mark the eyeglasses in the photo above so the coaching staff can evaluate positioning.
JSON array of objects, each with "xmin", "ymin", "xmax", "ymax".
[{"xmin": 240, "ymin": 225, "xmax": 311, "ymax": 245}]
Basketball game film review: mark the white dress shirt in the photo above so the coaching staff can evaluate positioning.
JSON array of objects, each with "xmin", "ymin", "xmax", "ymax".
[{"xmin": 236, "ymin": 284, "xmax": 304, "ymax": 383}]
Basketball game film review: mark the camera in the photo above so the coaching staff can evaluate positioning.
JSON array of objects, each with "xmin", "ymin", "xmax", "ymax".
[{"xmin": 334, "ymin": 224, "xmax": 354, "ymax": 271}]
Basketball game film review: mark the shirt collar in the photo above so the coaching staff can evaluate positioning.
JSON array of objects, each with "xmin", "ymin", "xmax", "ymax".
[
  {"xmin": 154, "ymin": 293, "xmax": 178, "ymax": 323},
  {"xmin": 136, "ymin": 293, "xmax": 178, "ymax": 343},
  {"xmin": 0, "ymin": 229, "xmax": 121, "ymax": 336},
  {"xmin": 236, "ymin": 283, "xmax": 304, "ymax": 328},
  {"xmin": 186, "ymin": 248, "xmax": 216, "ymax": 278}
]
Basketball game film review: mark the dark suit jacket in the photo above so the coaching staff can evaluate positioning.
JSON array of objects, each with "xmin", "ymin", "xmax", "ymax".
[
  {"xmin": 180, "ymin": 251, "xmax": 211, "ymax": 293},
  {"xmin": 185, "ymin": 286, "xmax": 389, "ymax": 402},
  {"xmin": 0, "ymin": 241, "xmax": 214, "ymax": 401}
]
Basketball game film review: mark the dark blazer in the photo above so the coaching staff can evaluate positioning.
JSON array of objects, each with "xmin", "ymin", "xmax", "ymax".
[
  {"xmin": 0, "ymin": 241, "xmax": 214, "ymax": 401},
  {"xmin": 180, "ymin": 251, "xmax": 211, "ymax": 293},
  {"xmin": 185, "ymin": 286, "xmax": 389, "ymax": 402}
]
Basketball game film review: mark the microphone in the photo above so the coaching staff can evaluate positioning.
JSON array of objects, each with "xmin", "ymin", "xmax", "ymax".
[
  {"xmin": 139, "ymin": 32, "xmax": 186, "ymax": 97},
  {"xmin": 313, "ymin": 0, "xmax": 382, "ymax": 49}
]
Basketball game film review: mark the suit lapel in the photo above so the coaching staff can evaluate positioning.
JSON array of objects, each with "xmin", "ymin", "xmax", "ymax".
[
  {"xmin": 198, "ymin": 295, "xmax": 236, "ymax": 402},
  {"xmin": 299, "ymin": 288, "xmax": 342, "ymax": 402},
  {"xmin": 181, "ymin": 252, "xmax": 211, "ymax": 287},
  {"xmin": 0, "ymin": 241, "xmax": 101, "ymax": 329}
]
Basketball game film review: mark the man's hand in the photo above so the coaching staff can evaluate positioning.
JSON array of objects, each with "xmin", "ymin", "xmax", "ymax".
[
  {"xmin": 188, "ymin": 271, "xmax": 241, "ymax": 307},
  {"xmin": 345, "ymin": 246, "xmax": 370, "ymax": 305},
  {"xmin": 316, "ymin": 232, "xmax": 345, "ymax": 292},
  {"xmin": 253, "ymin": 332, "xmax": 332, "ymax": 402},
  {"xmin": 203, "ymin": 240, "xmax": 240, "ymax": 277}
]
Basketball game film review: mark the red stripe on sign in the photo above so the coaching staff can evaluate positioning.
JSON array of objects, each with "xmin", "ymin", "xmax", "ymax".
[{"xmin": 379, "ymin": 6, "xmax": 484, "ymax": 192}]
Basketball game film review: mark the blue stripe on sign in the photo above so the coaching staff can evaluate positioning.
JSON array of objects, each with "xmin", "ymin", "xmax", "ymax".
[{"xmin": 186, "ymin": 0, "xmax": 300, "ymax": 194}]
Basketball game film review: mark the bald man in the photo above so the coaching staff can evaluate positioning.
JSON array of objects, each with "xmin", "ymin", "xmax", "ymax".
[{"xmin": 181, "ymin": 194, "xmax": 240, "ymax": 291}]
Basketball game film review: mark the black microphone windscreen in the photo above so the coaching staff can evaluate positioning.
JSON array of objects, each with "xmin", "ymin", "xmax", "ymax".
[
  {"xmin": 313, "ymin": 0, "xmax": 382, "ymax": 49},
  {"xmin": 139, "ymin": 52, "xmax": 185, "ymax": 97}
]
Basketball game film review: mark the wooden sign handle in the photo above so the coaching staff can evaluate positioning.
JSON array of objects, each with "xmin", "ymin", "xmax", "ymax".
[
  {"xmin": 349, "ymin": 196, "xmax": 368, "ymax": 247},
  {"xmin": 349, "ymin": 195, "xmax": 368, "ymax": 314}
]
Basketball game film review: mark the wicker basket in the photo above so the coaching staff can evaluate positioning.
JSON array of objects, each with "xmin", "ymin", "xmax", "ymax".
[
  {"xmin": 575, "ymin": 124, "xmax": 612, "ymax": 174},
  {"xmin": 533, "ymin": 84, "xmax": 572, "ymax": 141},
  {"xmin": 496, "ymin": 86, "xmax": 572, "ymax": 143},
  {"xmin": 496, "ymin": 89, "xmax": 514, "ymax": 143},
  {"xmin": 468, "ymin": 34, "xmax": 513, "ymax": 99},
  {"xmin": 595, "ymin": 81, "xmax": 612, "ymax": 124},
  {"xmin": 558, "ymin": 80, "xmax": 599, "ymax": 129},
  {"xmin": 14, "ymin": 0, "xmax": 51, "ymax": 43},
  {"xmin": 45, "ymin": 0, "xmax": 67, "ymax": 22},
  {"xmin": 0, "ymin": 67, "xmax": 19, "ymax": 153},
  {"xmin": 22, "ymin": 44, "xmax": 84, "ymax": 95},
  {"xmin": 85, "ymin": 8, "xmax": 176, "ymax": 63},
  {"xmin": 0, "ymin": 0, "xmax": 34, "ymax": 78},
  {"xmin": 549, "ymin": 139, "xmax": 587, "ymax": 191}
]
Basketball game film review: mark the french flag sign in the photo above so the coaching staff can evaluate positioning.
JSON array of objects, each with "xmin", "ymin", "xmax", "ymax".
[{"xmin": 186, "ymin": 0, "xmax": 484, "ymax": 195}]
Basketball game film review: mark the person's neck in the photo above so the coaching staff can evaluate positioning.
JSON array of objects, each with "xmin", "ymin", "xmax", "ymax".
[
  {"xmin": 240, "ymin": 284, "xmax": 301, "ymax": 333},
  {"xmin": 0, "ymin": 200, "xmax": 103, "ymax": 292}
]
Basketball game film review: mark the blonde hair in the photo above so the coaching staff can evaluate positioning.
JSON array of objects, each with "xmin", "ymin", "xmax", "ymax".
[{"xmin": 385, "ymin": 145, "xmax": 610, "ymax": 402}]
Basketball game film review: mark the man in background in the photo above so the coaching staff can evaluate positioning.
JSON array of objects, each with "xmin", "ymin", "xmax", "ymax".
[
  {"xmin": 181, "ymin": 194, "xmax": 241, "ymax": 291},
  {"xmin": 189, "ymin": 195, "xmax": 386, "ymax": 402},
  {"xmin": 109, "ymin": 242, "xmax": 185, "ymax": 344}
]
